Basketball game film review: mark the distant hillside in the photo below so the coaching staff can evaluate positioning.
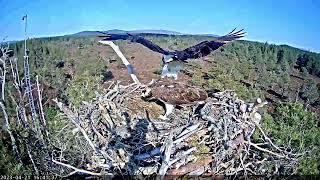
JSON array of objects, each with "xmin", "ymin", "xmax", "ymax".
[
  {"xmin": 4, "ymin": 29, "xmax": 320, "ymax": 177},
  {"xmin": 129, "ymin": 29, "xmax": 183, "ymax": 35},
  {"xmin": 9, "ymin": 32, "xmax": 320, "ymax": 113},
  {"xmin": 71, "ymin": 29, "xmax": 184, "ymax": 37}
]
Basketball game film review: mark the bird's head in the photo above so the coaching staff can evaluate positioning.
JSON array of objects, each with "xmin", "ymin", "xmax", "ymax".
[
  {"xmin": 141, "ymin": 87, "xmax": 152, "ymax": 98},
  {"xmin": 162, "ymin": 54, "xmax": 178, "ymax": 63}
]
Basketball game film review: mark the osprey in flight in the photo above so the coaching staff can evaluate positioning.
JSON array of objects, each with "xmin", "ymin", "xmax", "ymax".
[
  {"xmin": 142, "ymin": 79, "xmax": 208, "ymax": 119},
  {"xmin": 97, "ymin": 28, "xmax": 245, "ymax": 79}
]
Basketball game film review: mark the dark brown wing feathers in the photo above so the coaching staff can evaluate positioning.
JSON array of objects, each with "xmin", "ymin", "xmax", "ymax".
[
  {"xmin": 98, "ymin": 29, "xmax": 245, "ymax": 61},
  {"xmin": 175, "ymin": 28, "xmax": 246, "ymax": 60},
  {"xmin": 131, "ymin": 36, "xmax": 170, "ymax": 55}
]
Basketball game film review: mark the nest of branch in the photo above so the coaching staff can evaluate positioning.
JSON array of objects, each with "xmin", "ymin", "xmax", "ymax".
[{"xmin": 53, "ymin": 81, "xmax": 299, "ymax": 177}]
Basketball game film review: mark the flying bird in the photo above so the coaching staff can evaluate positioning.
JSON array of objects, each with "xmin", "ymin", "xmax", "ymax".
[
  {"xmin": 97, "ymin": 29, "xmax": 246, "ymax": 79},
  {"xmin": 141, "ymin": 79, "xmax": 208, "ymax": 119}
]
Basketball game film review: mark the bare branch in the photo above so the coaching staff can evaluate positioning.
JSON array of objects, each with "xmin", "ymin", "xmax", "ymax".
[
  {"xmin": 36, "ymin": 75, "xmax": 47, "ymax": 134},
  {"xmin": 244, "ymin": 141, "xmax": 288, "ymax": 159},
  {"xmin": 53, "ymin": 99, "xmax": 115, "ymax": 162},
  {"xmin": 158, "ymin": 131, "xmax": 174, "ymax": 177},
  {"xmin": 52, "ymin": 158, "xmax": 106, "ymax": 176},
  {"xmin": 0, "ymin": 102, "xmax": 21, "ymax": 161}
]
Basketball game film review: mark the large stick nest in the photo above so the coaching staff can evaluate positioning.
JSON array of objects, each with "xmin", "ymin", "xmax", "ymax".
[{"xmin": 53, "ymin": 81, "xmax": 298, "ymax": 177}]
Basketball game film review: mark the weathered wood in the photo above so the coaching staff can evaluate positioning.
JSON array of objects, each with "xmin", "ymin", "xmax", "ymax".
[
  {"xmin": 51, "ymin": 80, "xmax": 298, "ymax": 176},
  {"xmin": 166, "ymin": 156, "xmax": 213, "ymax": 176},
  {"xmin": 36, "ymin": 75, "xmax": 47, "ymax": 132}
]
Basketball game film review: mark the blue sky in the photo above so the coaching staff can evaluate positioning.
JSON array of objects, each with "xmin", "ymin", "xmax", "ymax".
[{"xmin": 1, "ymin": 0, "xmax": 319, "ymax": 52}]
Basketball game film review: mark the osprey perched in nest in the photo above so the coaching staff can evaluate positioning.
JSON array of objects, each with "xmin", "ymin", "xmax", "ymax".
[
  {"xmin": 142, "ymin": 80, "xmax": 208, "ymax": 119},
  {"xmin": 97, "ymin": 28, "xmax": 245, "ymax": 79}
]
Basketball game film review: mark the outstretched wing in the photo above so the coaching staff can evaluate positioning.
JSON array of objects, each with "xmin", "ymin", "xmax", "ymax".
[
  {"xmin": 130, "ymin": 36, "xmax": 170, "ymax": 55},
  {"xmin": 216, "ymin": 28, "xmax": 246, "ymax": 42},
  {"xmin": 97, "ymin": 31, "xmax": 170, "ymax": 55},
  {"xmin": 176, "ymin": 28, "xmax": 246, "ymax": 60},
  {"xmin": 97, "ymin": 31, "xmax": 131, "ymax": 41},
  {"xmin": 96, "ymin": 31, "xmax": 110, "ymax": 37}
]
